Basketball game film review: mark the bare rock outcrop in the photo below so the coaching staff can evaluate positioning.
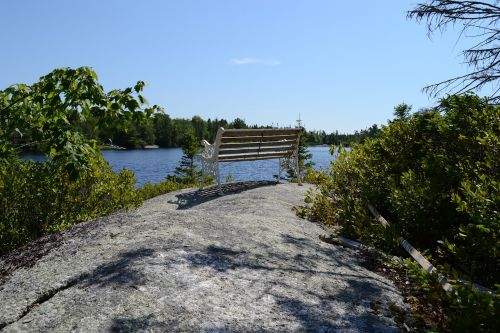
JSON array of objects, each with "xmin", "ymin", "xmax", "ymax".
[{"xmin": 0, "ymin": 182, "xmax": 405, "ymax": 332}]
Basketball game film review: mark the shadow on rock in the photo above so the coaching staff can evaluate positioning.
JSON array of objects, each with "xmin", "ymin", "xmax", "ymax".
[
  {"xmin": 183, "ymin": 241, "xmax": 391, "ymax": 285},
  {"xmin": 181, "ymin": 241, "xmax": 401, "ymax": 332},
  {"xmin": 276, "ymin": 296, "xmax": 341, "ymax": 332},
  {"xmin": 169, "ymin": 180, "xmax": 277, "ymax": 210},
  {"xmin": 186, "ymin": 245, "xmax": 247, "ymax": 272},
  {"xmin": 82, "ymin": 247, "xmax": 155, "ymax": 288},
  {"xmin": 277, "ymin": 295, "xmax": 399, "ymax": 333},
  {"xmin": 109, "ymin": 314, "xmax": 176, "ymax": 333}
]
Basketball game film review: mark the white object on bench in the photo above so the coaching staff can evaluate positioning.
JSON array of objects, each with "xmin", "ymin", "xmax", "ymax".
[{"xmin": 197, "ymin": 127, "xmax": 304, "ymax": 191}]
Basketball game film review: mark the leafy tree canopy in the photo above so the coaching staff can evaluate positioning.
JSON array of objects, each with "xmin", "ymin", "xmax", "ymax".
[{"xmin": 0, "ymin": 67, "xmax": 159, "ymax": 174}]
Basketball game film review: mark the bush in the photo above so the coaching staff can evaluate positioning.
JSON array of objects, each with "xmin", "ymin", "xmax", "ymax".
[
  {"xmin": 0, "ymin": 152, "xmax": 209, "ymax": 255},
  {"xmin": 403, "ymin": 259, "xmax": 499, "ymax": 332},
  {"xmin": 137, "ymin": 179, "xmax": 191, "ymax": 201},
  {"xmin": 303, "ymin": 94, "xmax": 499, "ymax": 287},
  {"xmin": 0, "ymin": 154, "xmax": 141, "ymax": 254},
  {"xmin": 0, "ymin": 67, "xmax": 188, "ymax": 255}
]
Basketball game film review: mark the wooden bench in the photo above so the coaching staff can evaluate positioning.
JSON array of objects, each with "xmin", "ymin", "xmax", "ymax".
[{"xmin": 197, "ymin": 127, "xmax": 304, "ymax": 191}]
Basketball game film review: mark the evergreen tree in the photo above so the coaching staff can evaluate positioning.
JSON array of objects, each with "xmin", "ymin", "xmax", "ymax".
[
  {"xmin": 172, "ymin": 132, "xmax": 202, "ymax": 184},
  {"xmin": 286, "ymin": 128, "xmax": 313, "ymax": 182},
  {"xmin": 230, "ymin": 117, "xmax": 247, "ymax": 129}
]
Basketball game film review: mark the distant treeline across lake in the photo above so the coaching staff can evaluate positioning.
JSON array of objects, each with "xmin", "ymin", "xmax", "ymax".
[{"xmin": 23, "ymin": 146, "xmax": 334, "ymax": 186}]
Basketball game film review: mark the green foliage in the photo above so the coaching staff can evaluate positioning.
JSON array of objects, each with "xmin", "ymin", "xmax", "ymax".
[
  {"xmin": 286, "ymin": 129, "xmax": 313, "ymax": 182},
  {"xmin": 448, "ymin": 284, "xmax": 499, "ymax": 332},
  {"xmin": 393, "ymin": 103, "xmax": 412, "ymax": 120},
  {"xmin": 304, "ymin": 96, "xmax": 498, "ymax": 330},
  {"xmin": 303, "ymin": 144, "xmax": 387, "ymax": 246},
  {"xmin": 303, "ymin": 94, "xmax": 499, "ymax": 288},
  {"xmin": 136, "ymin": 179, "xmax": 191, "ymax": 201},
  {"xmin": 0, "ymin": 67, "xmax": 223, "ymax": 256},
  {"xmin": 77, "ymin": 112, "xmax": 255, "ymax": 149},
  {"xmin": 70, "ymin": 108, "xmax": 375, "ymax": 151},
  {"xmin": 403, "ymin": 258, "xmax": 499, "ymax": 332},
  {"xmin": 404, "ymin": 258, "xmax": 448, "ymax": 303},
  {"xmin": 230, "ymin": 117, "xmax": 248, "ymax": 129},
  {"xmin": 171, "ymin": 132, "xmax": 203, "ymax": 184},
  {"xmin": 0, "ymin": 67, "xmax": 162, "ymax": 254},
  {"xmin": 305, "ymin": 124, "xmax": 380, "ymax": 146},
  {"xmin": 0, "ymin": 67, "xmax": 158, "ymax": 174},
  {"xmin": 0, "ymin": 155, "xmax": 141, "ymax": 254},
  {"xmin": 302, "ymin": 167, "xmax": 329, "ymax": 186}
]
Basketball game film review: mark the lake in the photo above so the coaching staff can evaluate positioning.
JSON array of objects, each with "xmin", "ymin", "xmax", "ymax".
[{"xmin": 22, "ymin": 146, "xmax": 334, "ymax": 187}]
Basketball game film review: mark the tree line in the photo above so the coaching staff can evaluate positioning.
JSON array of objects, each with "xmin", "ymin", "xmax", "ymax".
[
  {"xmin": 70, "ymin": 112, "xmax": 381, "ymax": 149},
  {"xmin": 304, "ymin": 124, "xmax": 380, "ymax": 146}
]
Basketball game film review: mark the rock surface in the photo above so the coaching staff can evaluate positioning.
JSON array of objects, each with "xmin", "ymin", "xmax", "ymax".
[{"xmin": 0, "ymin": 182, "xmax": 405, "ymax": 332}]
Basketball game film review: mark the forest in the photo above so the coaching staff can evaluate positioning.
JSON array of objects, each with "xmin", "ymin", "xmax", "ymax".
[{"xmin": 71, "ymin": 113, "xmax": 379, "ymax": 149}]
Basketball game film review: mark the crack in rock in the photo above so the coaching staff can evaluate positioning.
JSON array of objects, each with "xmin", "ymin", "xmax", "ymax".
[{"xmin": 0, "ymin": 274, "xmax": 87, "ymax": 331}]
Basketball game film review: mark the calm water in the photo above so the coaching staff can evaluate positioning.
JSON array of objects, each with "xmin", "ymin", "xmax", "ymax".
[
  {"xmin": 103, "ymin": 146, "xmax": 334, "ymax": 186},
  {"xmin": 23, "ymin": 146, "xmax": 334, "ymax": 186}
]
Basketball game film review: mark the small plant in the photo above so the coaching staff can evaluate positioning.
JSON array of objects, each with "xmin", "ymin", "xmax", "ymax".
[
  {"xmin": 286, "ymin": 128, "xmax": 313, "ymax": 182},
  {"xmin": 402, "ymin": 258, "xmax": 498, "ymax": 332},
  {"xmin": 170, "ymin": 132, "xmax": 203, "ymax": 184},
  {"xmin": 136, "ymin": 179, "xmax": 190, "ymax": 201}
]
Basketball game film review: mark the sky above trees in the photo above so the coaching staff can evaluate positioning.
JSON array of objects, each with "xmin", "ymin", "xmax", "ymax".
[{"xmin": 0, "ymin": 0, "xmax": 482, "ymax": 132}]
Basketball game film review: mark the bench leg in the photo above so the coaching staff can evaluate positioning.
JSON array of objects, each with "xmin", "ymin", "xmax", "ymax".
[
  {"xmin": 295, "ymin": 155, "xmax": 302, "ymax": 186},
  {"xmin": 216, "ymin": 163, "xmax": 223, "ymax": 195},
  {"xmin": 199, "ymin": 160, "xmax": 206, "ymax": 191},
  {"xmin": 277, "ymin": 158, "xmax": 281, "ymax": 184}
]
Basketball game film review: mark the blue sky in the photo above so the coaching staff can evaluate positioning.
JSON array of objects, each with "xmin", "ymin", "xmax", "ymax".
[{"xmin": 0, "ymin": 0, "xmax": 476, "ymax": 133}]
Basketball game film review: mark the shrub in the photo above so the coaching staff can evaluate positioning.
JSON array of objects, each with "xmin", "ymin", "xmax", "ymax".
[
  {"xmin": 0, "ymin": 67, "xmax": 197, "ymax": 255},
  {"xmin": 137, "ymin": 179, "xmax": 191, "ymax": 201},
  {"xmin": 403, "ymin": 259, "xmax": 499, "ymax": 332},
  {"xmin": 303, "ymin": 94, "xmax": 499, "ymax": 287},
  {"xmin": 0, "ymin": 154, "xmax": 141, "ymax": 254}
]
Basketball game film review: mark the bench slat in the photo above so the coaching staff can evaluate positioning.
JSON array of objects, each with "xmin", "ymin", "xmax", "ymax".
[
  {"xmin": 221, "ymin": 135, "xmax": 298, "ymax": 143},
  {"xmin": 222, "ymin": 128, "xmax": 302, "ymax": 137},
  {"xmin": 219, "ymin": 140, "xmax": 297, "ymax": 149},
  {"xmin": 219, "ymin": 146, "xmax": 294, "ymax": 155},
  {"xmin": 219, "ymin": 152, "xmax": 293, "ymax": 162}
]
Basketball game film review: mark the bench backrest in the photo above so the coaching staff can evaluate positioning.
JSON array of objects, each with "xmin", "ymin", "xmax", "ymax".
[{"xmin": 213, "ymin": 128, "xmax": 303, "ymax": 162}]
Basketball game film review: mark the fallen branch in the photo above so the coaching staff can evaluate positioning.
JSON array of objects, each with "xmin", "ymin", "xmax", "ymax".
[{"xmin": 366, "ymin": 203, "xmax": 493, "ymax": 294}]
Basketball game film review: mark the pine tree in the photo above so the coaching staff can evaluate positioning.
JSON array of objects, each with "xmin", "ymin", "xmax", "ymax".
[
  {"xmin": 286, "ymin": 128, "xmax": 313, "ymax": 182},
  {"xmin": 172, "ymin": 132, "xmax": 203, "ymax": 184}
]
